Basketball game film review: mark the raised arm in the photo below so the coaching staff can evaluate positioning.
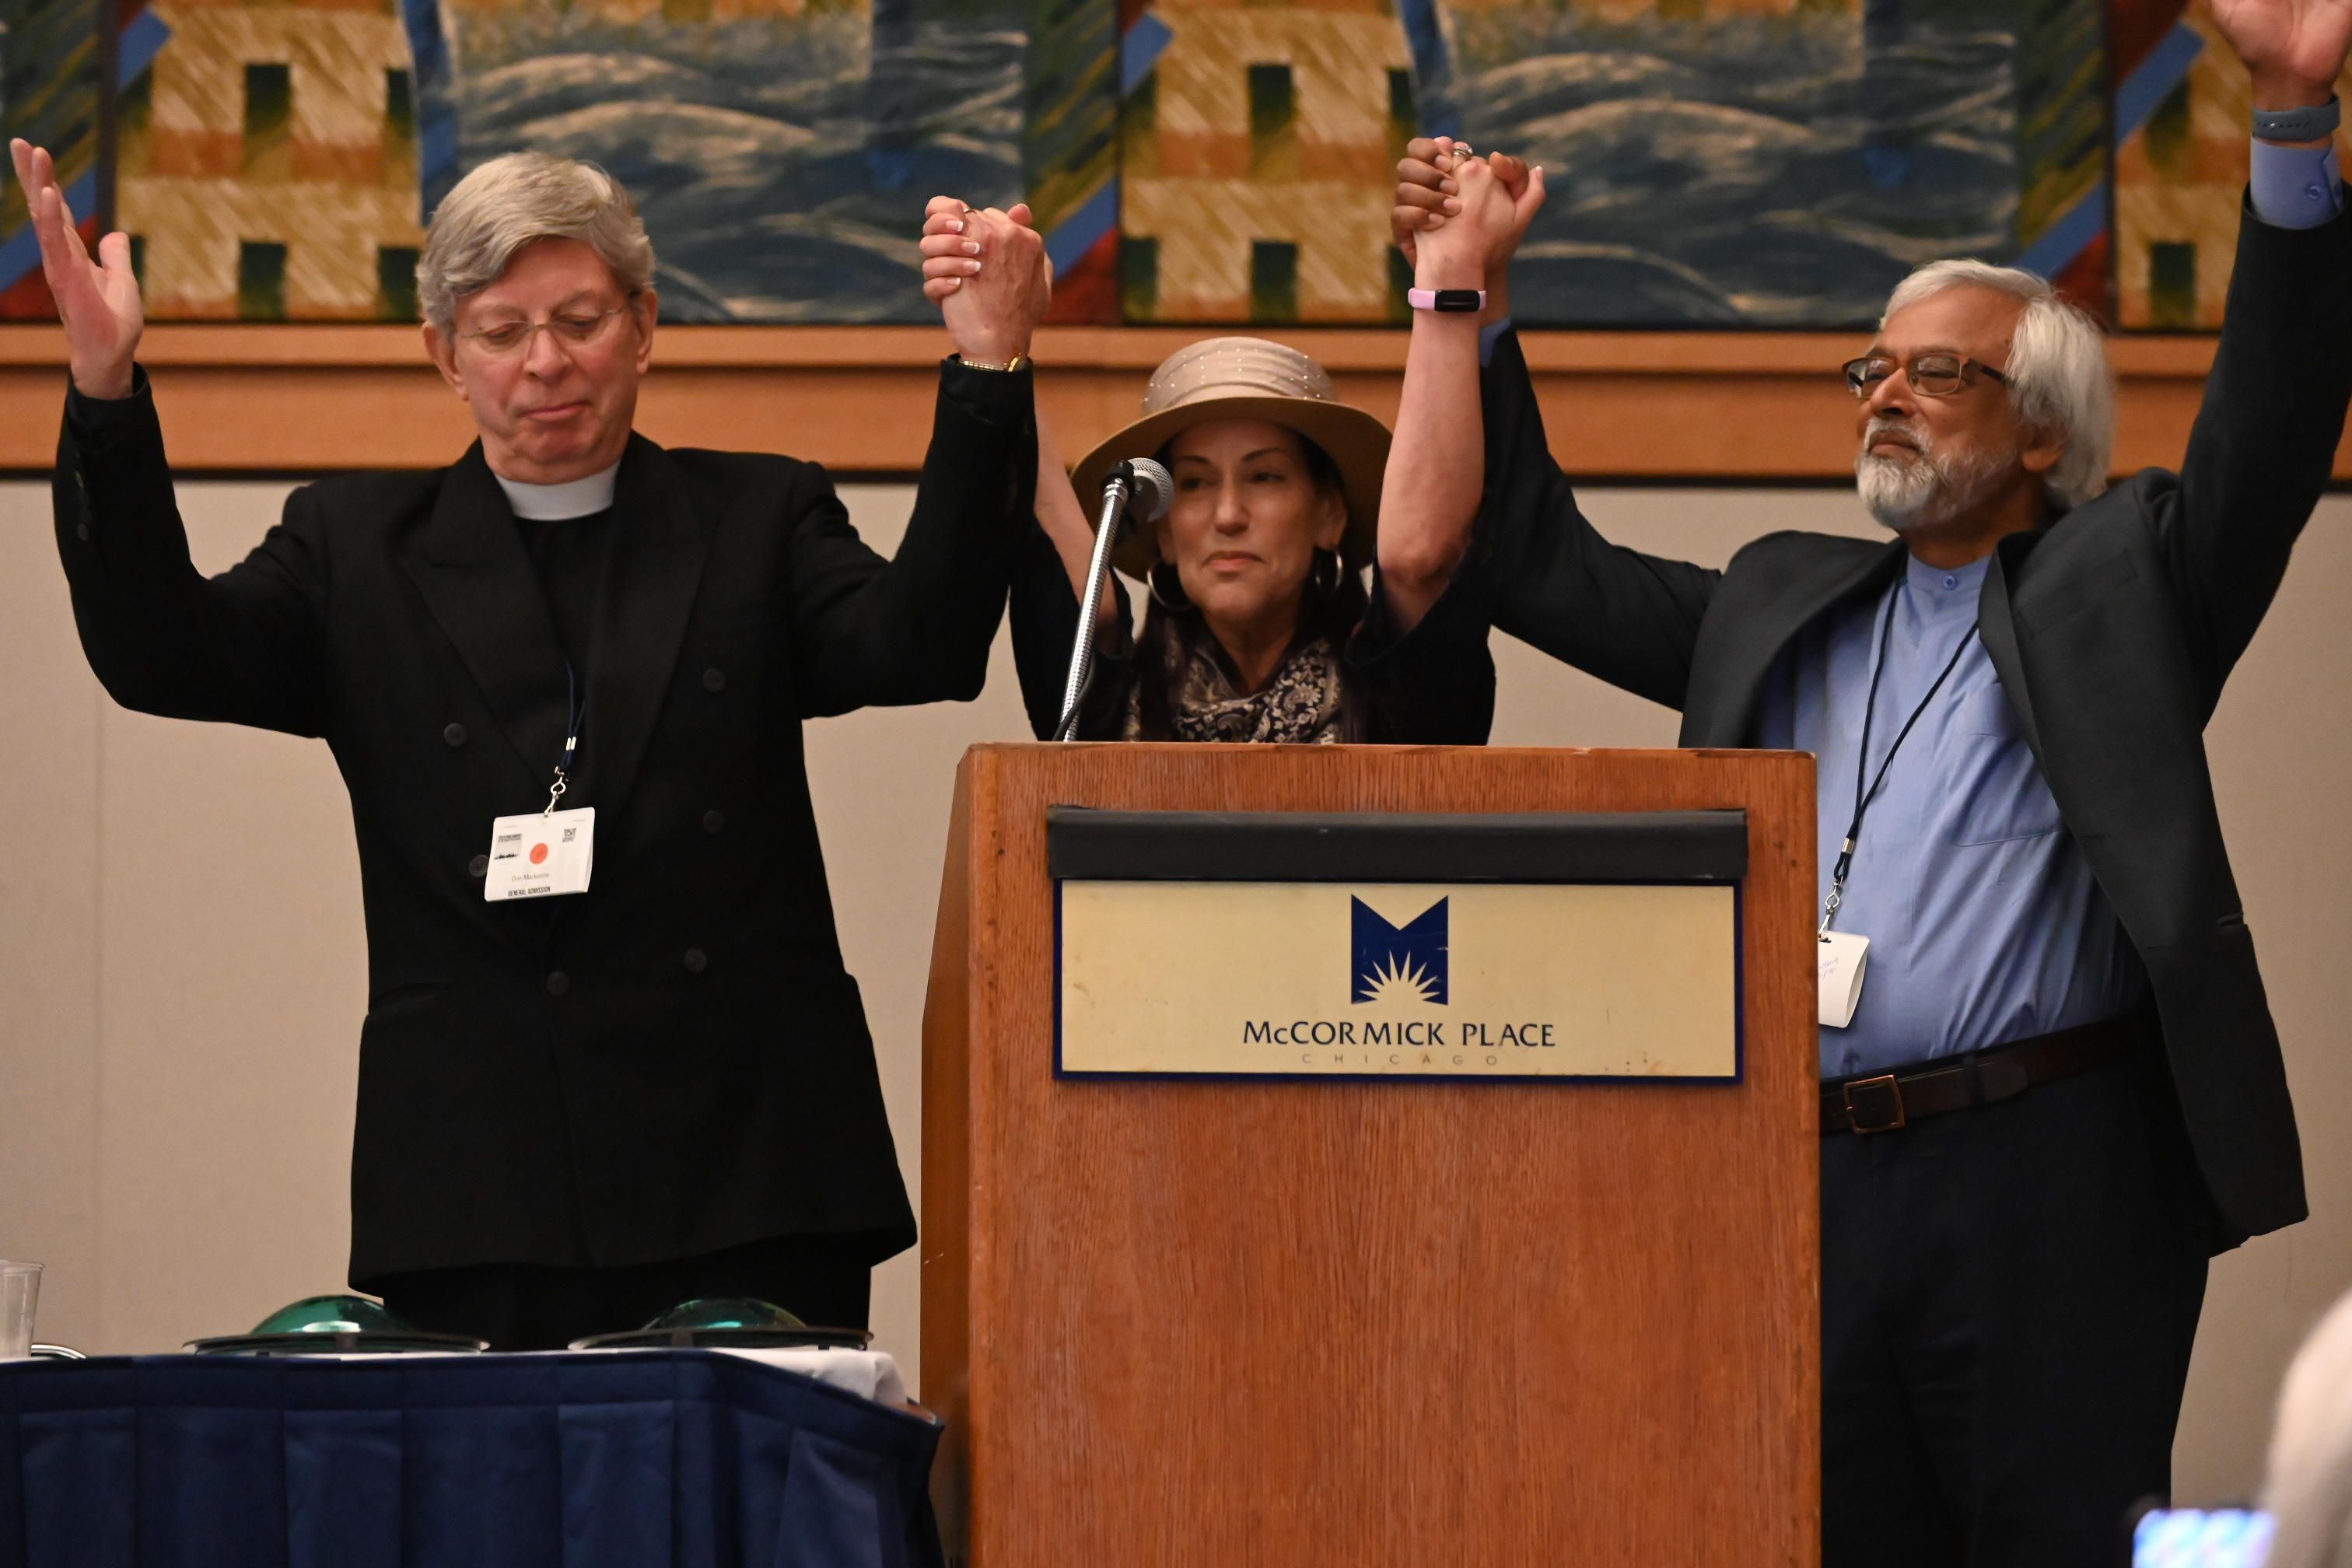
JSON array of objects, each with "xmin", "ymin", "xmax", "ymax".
[
  {"xmin": 780, "ymin": 191, "xmax": 1048, "ymax": 719},
  {"xmin": 1371, "ymin": 138, "xmax": 1720, "ymax": 712},
  {"xmin": 919, "ymin": 195, "xmax": 1117, "ymax": 631},
  {"xmin": 16, "ymin": 136, "xmax": 331, "ymax": 736},
  {"xmin": 785, "ymin": 196, "xmax": 1051, "ymax": 714},
  {"xmin": 1377, "ymin": 145, "xmax": 1544, "ymax": 632},
  {"xmin": 921, "ymin": 195, "xmax": 1136, "ymax": 734},
  {"xmin": 2165, "ymin": 0, "xmax": 2352, "ymax": 680}
]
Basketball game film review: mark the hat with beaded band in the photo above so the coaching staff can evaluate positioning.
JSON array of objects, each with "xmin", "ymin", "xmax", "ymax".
[{"xmin": 1069, "ymin": 337, "xmax": 1393, "ymax": 581}]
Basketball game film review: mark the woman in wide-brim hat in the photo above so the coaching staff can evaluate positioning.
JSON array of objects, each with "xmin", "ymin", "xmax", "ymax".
[{"xmin": 1004, "ymin": 335, "xmax": 1495, "ymax": 744}]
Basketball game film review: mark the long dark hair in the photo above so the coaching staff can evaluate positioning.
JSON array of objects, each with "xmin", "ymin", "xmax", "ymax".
[{"xmin": 1132, "ymin": 429, "xmax": 1370, "ymax": 742}]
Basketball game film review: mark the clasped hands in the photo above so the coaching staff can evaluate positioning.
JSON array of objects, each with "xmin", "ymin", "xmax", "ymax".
[
  {"xmin": 919, "ymin": 141, "xmax": 1548, "ymax": 352},
  {"xmin": 918, "ymin": 196, "xmax": 1052, "ymax": 366},
  {"xmin": 1390, "ymin": 139, "xmax": 1546, "ymax": 320}
]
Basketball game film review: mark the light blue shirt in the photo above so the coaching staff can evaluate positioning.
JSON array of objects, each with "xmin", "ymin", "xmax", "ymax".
[{"xmin": 1751, "ymin": 555, "xmax": 2145, "ymax": 1077}]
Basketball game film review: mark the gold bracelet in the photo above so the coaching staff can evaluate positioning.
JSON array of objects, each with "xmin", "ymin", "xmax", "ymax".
[{"xmin": 956, "ymin": 352, "xmax": 1031, "ymax": 373}]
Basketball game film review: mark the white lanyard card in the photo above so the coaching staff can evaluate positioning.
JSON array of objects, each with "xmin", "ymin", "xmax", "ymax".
[{"xmin": 485, "ymin": 807, "xmax": 596, "ymax": 900}]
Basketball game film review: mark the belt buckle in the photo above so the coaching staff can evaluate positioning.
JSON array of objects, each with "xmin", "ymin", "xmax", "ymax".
[{"xmin": 1842, "ymin": 1073, "xmax": 1907, "ymax": 1134}]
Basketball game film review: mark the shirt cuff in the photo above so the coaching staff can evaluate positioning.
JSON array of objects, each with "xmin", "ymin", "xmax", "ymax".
[
  {"xmin": 1478, "ymin": 317, "xmax": 1514, "ymax": 369},
  {"xmin": 2248, "ymin": 138, "xmax": 2344, "ymax": 229}
]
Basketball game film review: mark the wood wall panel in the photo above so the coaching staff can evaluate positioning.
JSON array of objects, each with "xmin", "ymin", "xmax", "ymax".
[
  {"xmin": 922, "ymin": 743, "xmax": 1818, "ymax": 1568},
  {"xmin": 1, "ymin": 324, "xmax": 2327, "ymax": 481}
]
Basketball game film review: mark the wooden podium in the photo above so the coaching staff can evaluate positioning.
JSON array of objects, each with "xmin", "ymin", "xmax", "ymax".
[{"xmin": 921, "ymin": 744, "xmax": 1818, "ymax": 1566}]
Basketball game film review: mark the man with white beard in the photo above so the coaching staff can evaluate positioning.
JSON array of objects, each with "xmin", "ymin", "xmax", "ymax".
[{"xmin": 1369, "ymin": 1, "xmax": 2352, "ymax": 1559}]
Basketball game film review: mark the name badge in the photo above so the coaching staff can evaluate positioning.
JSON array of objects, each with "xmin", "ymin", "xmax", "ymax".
[
  {"xmin": 486, "ymin": 808, "xmax": 596, "ymax": 901},
  {"xmin": 1818, "ymin": 931, "xmax": 1869, "ymax": 1029}
]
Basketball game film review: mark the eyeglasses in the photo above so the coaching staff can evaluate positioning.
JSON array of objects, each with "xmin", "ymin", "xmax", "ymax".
[
  {"xmin": 1842, "ymin": 352, "xmax": 2009, "ymax": 400},
  {"xmin": 455, "ymin": 303, "xmax": 632, "ymax": 359}
]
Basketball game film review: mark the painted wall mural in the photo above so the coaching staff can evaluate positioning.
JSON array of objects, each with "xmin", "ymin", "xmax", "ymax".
[{"xmin": 0, "ymin": 0, "xmax": 2333, "ymax": 327}]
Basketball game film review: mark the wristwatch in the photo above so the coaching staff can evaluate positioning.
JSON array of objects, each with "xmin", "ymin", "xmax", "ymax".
[
  {"xmin": 957, "ymin": 353, "xmax": 1032, "ymax": 373},
  {"xmin": 2254, "ymin": 97, "xmax": 2341, "ymax": 143},
  {"xmin": 1406, "ymin": 287, "xmax": 1487, "ymax": 313}
]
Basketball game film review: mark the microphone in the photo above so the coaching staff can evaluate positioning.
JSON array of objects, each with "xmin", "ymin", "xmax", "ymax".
[
  {"xmin": 1120, "ymin": 457, "xmax": 1174, "ymax": 525},
  {"xmin": 1052, "ymin": 458, "xmax": 1173, "ymax": 742}
]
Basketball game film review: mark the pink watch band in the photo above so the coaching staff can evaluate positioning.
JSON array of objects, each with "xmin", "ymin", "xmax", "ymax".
[{"xmin": 1407, "ymin": 287, "xmax": 1487, "ymax": 313}]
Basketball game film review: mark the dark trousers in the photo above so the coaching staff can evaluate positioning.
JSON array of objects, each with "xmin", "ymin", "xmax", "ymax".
[
  {"xmin": 376, "ymin": 1232, "xmax": 877, "ymax": 1352},
  {"xmin": 1822, "ymin": 1049, "xmax": 2214, "ymax": 1567}
]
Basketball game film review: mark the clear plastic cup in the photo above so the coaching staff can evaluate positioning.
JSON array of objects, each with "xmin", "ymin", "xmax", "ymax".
[{"xmin": 0, "ymin": 1262, "xmax": 41, "ymax": 1360}]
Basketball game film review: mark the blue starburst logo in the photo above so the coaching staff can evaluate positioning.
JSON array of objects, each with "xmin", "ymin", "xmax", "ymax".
[{"xmin": 1351, "ymin": 897, "xmax": 1449, "ymax": 1006}]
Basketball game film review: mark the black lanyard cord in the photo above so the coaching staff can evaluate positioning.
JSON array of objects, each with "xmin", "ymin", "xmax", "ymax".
[
  {"xmin": 546, "ymin": 660, "xmax": 585, "ymax": 814},
  {"xmin": 1822, "ymin": 597, "xmax": 1979, "ymax": 930}
]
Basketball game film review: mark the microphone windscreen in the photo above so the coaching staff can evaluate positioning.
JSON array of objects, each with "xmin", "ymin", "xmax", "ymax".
[{"xmin": 1125, "ymin": 457, "xmax": 1174, "ymax": 523}]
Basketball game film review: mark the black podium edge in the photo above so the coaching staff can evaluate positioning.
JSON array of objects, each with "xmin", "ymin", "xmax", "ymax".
[{"xmin": 1045, "ymin": 807, "xmax": 1749, "ymax": 885}]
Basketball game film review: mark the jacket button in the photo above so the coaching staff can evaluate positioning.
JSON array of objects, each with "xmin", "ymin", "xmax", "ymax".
[
  {"xmin": 545, "ymin": 971, "xmax": 570, "ymax": 996},
  {"xmin": 443, "ymin": 723, "xmax": 467, "ymax": 747},
  {"xmin": 682, "ymin": 948, "xmax": 708, "ymax": 974},
  {"xmin": 702, "ymin": 809, "xmax": 724, "ymax": 834},
  {"xmin": 75, "ymin": 523, "xmax": 90, "ymax": 542},
  {"xmin": 467, "ymin": 853, "xmax": 488, "ymax": 878},
  {"xmin": 702, "ymin": 667, "xmax": 726, "ymax": 692}
]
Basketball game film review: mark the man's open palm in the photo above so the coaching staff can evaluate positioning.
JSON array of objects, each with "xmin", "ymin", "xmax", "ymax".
[{"xmin": 9, "ymin": 138, "xmax": 142, "ymax": 397}]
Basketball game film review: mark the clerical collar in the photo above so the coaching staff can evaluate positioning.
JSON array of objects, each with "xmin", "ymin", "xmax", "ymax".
[{"xmin": 493, "ymin": 461, "xmax": 618, "ymax": 521}]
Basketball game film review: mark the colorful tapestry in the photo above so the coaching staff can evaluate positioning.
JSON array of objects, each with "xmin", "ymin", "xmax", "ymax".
[{"xmin": 0, "ymin": 0, "xmax": 2317, "ymax": 327}]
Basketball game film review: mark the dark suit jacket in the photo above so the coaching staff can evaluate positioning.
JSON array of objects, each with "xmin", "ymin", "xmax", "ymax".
[
  {"xmin": 1447, "ymin": 208, "xmax": 2352, "ymax": 1246},
  {"xmin": 53, "ymin": 362, "xmax": 1037, "ymax": 1290}
]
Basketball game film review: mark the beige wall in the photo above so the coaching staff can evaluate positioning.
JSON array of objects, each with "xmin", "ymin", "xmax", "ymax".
[{"xmin": 1, "ymin": 474, "xmax": 2346, "ymax": 1505}]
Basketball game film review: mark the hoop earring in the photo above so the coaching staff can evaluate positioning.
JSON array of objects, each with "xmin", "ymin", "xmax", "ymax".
[
  {"xmin": 1311, "ymin": 548, "xmax": 1342, "ymax": 603},
  {"xmin": 1148, "ymin": 562, "xmax": 1194, "ymax": 613}
]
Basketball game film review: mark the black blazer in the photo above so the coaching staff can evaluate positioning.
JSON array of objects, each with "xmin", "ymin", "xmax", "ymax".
[
  {"xmin": 53, "ymin": 362, "xmax": 1037, "ymax": 1289},
  {"xmin": 1447, "ymin": 208, "xmax": 2351, "ymax": 1246},
  {"xmin": 1006, "ymin": 523, "xmax": 1498, "ymax": 743}
]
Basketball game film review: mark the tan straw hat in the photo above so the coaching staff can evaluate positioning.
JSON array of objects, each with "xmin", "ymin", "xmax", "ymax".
[{"xmin": 1069, "ymin": 337, "xmax": 1392, "ymax": 580}]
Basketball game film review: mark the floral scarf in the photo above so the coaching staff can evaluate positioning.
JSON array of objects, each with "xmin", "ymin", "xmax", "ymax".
[{"xmin": 1122, "ymin": 634, "xmax": 1346, "ymax": 744}]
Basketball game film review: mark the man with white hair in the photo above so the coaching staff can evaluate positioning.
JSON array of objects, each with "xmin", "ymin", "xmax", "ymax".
[
  {"xmin": 9, "ymin": 140, "xmax": 1051, "ymax": 1348},
  {"xmin": 1377, "ymin": 0, "xmax": 2352, "ymax": 1559}
]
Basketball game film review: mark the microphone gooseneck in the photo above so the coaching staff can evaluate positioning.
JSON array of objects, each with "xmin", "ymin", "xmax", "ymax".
[{"xmin": 1052, "ymin": 460, "xmax": 1169, "ymax": 743}]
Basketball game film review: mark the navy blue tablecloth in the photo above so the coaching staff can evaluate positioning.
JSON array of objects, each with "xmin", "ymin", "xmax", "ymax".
[{"xmin": 0, "ymin": 1349, "xmax": 943, "ymax": 1568}]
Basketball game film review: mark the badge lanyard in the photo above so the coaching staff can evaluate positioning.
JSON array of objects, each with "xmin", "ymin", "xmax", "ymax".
[
  {"xmin": 546, "ymin": 661, "xmax": 583, "ymax": 815},
  {"xmin": 1819, "ymin": 597, "xmax": 1979, "ymax": 935},
  {"xmin": 484, "ymin": 661, "xmax": 596, "ymax": 902}
]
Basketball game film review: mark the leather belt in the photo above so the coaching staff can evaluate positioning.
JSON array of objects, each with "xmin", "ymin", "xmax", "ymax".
[{"xmin": 1820, "ymin": 1015, "xmax": 2143, "ymax": 1136}]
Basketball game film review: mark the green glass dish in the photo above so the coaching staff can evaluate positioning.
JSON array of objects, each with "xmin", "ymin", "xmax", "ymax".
[
  {"xmin": 570, "ymin": 1296, "xmax": 871, "ymax": 1352},
  {"xmin": 249, "ymin": 1294, "xmax": 411, "ymax": 1336},
  {"xmin": 186, "ymin": 1294, "xmax": 488, "ymax": 1356},
  {"xmin": 646, "ymin": 1297, "xmax": 807, "ymax": 1332}
]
